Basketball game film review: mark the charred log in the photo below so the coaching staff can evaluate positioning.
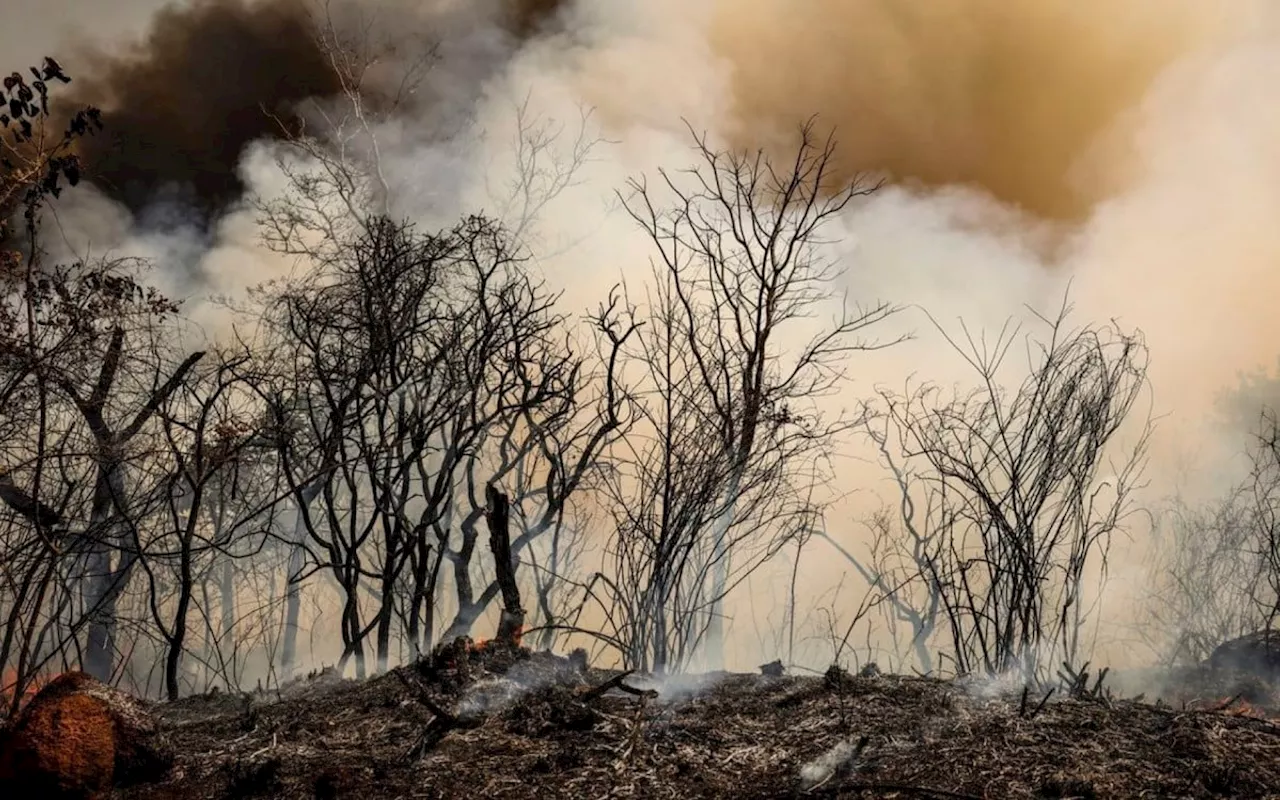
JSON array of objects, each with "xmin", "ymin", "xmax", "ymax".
[{"xmin": 0, "ymin": 671, "xmax": 172, "ymax": 797}]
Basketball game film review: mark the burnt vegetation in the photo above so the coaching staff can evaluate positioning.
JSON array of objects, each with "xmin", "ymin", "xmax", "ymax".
[{"xmin": 4, "ymin": 14, "xmax": 1280, "ymax": 798}]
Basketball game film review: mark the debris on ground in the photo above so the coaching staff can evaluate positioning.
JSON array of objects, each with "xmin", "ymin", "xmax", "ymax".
[{"xmin": 92, "ymin": 638, "xmax": 1280, "ymax": 799}]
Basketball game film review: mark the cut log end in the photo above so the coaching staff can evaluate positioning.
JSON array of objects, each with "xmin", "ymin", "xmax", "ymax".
[{"xmin": 0, "ymin": 671, "xmax": 172, "ymax": 798}]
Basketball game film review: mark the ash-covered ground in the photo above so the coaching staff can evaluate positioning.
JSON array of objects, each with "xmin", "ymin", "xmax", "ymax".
[{"xmin": 112, "ymin": 643, "xmax": 1280, "ymax": 800}]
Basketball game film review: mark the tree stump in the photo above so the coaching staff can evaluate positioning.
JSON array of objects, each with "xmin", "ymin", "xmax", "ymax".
[
  {"xmin": 486, "ymin": 485, "xmax": 526, "ymax": 645},
  {"xmin": 0, "ymin": 671, "xmax": 172, "ymax": 799}
]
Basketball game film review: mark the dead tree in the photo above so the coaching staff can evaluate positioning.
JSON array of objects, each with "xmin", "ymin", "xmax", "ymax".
[
  {"xmin": 55, "ymin": 318, "xmax": 205, "ymax": 683},
  {"xmin": 250, "ymin": 15, "xmax": 614, "ymax": 673},
  {"xmin": 873, "ymin": 299, "xmax": 1150, "ymax": 679},
  {"xmin": 139, "ymin": 349, "xmax": 282, "ymax": 699},
  {"xmin": 436, "ymin": 289, "xmax": 636, "ymax": 644},
  {"xmin": 0, "ymin": 59, "xmax": 104, "ymax": 700},
  {"xmin": 1247, "ymin": 409, "xmax": 1280, "ymax": 630},
  {"xmin": 589, "ymin": 283, "xmax": 825, "ymax": 673},
  {"xmin": 1142, "ymin": 405, "xmax": 1280, "ymax": 667},
  {"xmin": 816, "ymin": 502, "xmax": 942, "ymax": 674},
  {"xmin": 258, "ymin": 215, "xmax": 465, "ymax": 678},
  {"xmin": 610, "ymin": 120, "xmax": 903, "ymax": 669},
  {"xmin": 1141, "ymin": 487, "xmax": 1270, "ymax": 666}
]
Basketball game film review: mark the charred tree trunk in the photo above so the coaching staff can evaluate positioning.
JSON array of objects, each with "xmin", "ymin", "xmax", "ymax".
[
  {"xmin": 82, "ymin": 459, "xmax": 134, "ymax": 683},
  {"xmin": 281, "ymin": 485, "xmax": 321, "ymax": 679},
  {"xmin": 486, "ymin": 486, "xmax": 524, "ymax": 644},
  {"xmin": 165, "ymin": 540, "xmax": 194, "ymax": 701}
]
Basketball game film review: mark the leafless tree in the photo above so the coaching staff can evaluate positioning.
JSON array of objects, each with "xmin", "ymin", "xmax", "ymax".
[
  {"xmin": 254, "ymin": 200, "xmax": 630, "ymax": 675},
  {"xmin": 1141, "ymin": 407, "xmax": 1280, "ymax": 666},
  {"xmin": 0, "ymin": 60, "xmax": 112, "ymax": 704},
  {"xmin": 137, "ymin": 349, "xmax": 283, "ymax": 699},
  {"xmin": 484, "ymin": 92, "xmax": 607, "ymax": 253},
  {"xmin": 603, "ymin": 119, "xmax": 902, "ymax": 670},
  {"xmin": 52, "ymin": 294, "xmax": 205, "ymax": 682},
  {"xmin": 0, "ymin": 251, "xmax": 206, "ymax": 698},
  {"xmin": 256, "ymin": 214, "xmax": 475, "ymax": 677},
  {"xmin": 816, "ymin": 500, "xmax": 942, "ymax": 674},
  {"xmin": 1141, "ymin": 487, "xmax": 1269, "ymax": 666},
  {"xmin": 435, "ymin": 288, "xmax": 636, "ymax": 644},
  {"xmin": 1247, "ymin": 410, "xmax": 1280, "ymax": 631},
  {"xmin": 243, "ymin": 10, "xmax": 623, "ymax": 676},
  {"xmin": 871, "ymin": 299, "xmax": 1151, "ymax": 679}
]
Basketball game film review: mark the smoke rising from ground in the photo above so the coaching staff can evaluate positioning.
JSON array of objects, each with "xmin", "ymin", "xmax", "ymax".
[{"xmin": 18, "ymin": 0, "xmax": 1280, "ymax": 673}]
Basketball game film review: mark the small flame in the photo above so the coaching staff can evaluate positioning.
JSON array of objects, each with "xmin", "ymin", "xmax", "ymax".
[
  {"xmin": 465, "ymin": 626, "xmax": 526, "ymax": 654},
  {"xmin": 1192, "ymin": 696, "xmax": 1280, "ymax": 720}
]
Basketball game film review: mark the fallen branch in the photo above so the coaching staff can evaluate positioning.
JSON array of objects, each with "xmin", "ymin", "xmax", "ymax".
[
  {"xmin": 1019, "ymin": 685, "xmax": 1055, "ymax": 720},
  {"xmin": 394, "ymin": 671, "xmax": 480, "ymax": 760},
  {"xmin": 581, "ymin": 670, "xmax": 655, "ymax": 702}
]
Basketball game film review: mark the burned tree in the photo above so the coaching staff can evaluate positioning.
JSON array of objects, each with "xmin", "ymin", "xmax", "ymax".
[
  {"xmin": 258, "ymin": 214, "xmax": 475, "ymax": 677},
  {"xmin": 0, "ymin": 250, "xmax": 205, "ymax": 692},
  {"xmin": 255, "ymin": 203, "xmax": 618, "ymax": 675},
  {"xmin": 871, "ymin": 300, "xmax": 1150, "ymax": 679},
  {"xmin": 816, "ymin": 503, "xmax": 943, "ymax": 674},
  {"xmin": 139, "ymin": 349, "xmax": 281, "ymax": 700},
  {"xmin": 53, "ymin": 298, "xmax": 205, "ymax": 683},
  {"xmin": 1141, "ymin": 487, "xmax": 1270, "ymax": 666},
  {"xmin": 246, "ymin": 15, "xmax": 624, "ymax": 674},
  {"xmin": 605, "ymin": 120, "xmax": 902, "ymax": 670},
  {"xmin": 485, "ymin": 486, "xmax": 524, "ymax": 644},
  {"xmin": 435, "ymin": 290, "xmax": 636, "ymax": 645},
  {"xmin": 1142, "ymin": 408, "xmax": 1280, "ymax": 678}
]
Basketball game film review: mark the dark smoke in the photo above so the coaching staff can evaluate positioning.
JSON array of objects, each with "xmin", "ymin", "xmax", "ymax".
[{"xmin": 61, "ymin": 0, "xmax": 570, "ymax": 224}]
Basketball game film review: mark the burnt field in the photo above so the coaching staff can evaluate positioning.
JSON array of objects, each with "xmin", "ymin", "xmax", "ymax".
[{"xmin": 107, "ymin": 643, "xmax": 1280, "ymax": 800}]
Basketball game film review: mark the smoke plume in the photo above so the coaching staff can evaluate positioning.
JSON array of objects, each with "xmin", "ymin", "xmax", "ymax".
[
  {"xmin": 19, "ymin": 0, "xmax": 1280, "ymax": 672},
  {"xmin": 57, "ymin": 0, "xmax": 570, "ymax": 221},
  {"xmin": 709, "ymin": 0, "xmax": 1228, "ymax": 222}
]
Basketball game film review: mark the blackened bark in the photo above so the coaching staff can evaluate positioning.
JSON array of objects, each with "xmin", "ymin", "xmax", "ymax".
[{"xmin": 485, "ymin": 486, "xmax": 524, "ymax": 644}]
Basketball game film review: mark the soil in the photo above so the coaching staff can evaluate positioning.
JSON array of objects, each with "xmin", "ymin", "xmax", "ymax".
[{"xmin": 102, "ymin": 643, "xmax": 1280, "ymax": 800}]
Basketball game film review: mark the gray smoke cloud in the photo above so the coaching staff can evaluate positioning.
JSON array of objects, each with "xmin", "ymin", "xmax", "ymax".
[{"xmin": 16, "ymin": 0, "xmax": 1280, "ymax": 671}]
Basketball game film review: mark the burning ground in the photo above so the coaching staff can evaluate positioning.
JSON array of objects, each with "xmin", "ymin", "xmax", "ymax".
[{"xmin": 94, "ymin": 643, "xmax": 1280, "ymax": 800}]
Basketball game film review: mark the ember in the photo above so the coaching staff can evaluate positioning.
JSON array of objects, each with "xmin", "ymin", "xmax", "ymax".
[
  {"xmin": 468, "ymin": 626, "xmax": 526, "ymax": 654},
  {"xmin": 1190, "ymin": 695, "xmax": 1280, "ymax": 721}
]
